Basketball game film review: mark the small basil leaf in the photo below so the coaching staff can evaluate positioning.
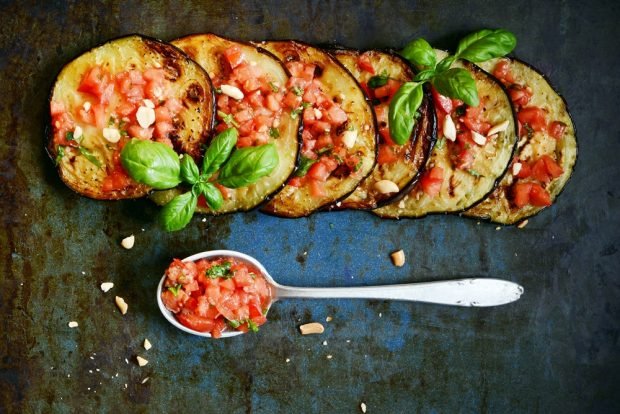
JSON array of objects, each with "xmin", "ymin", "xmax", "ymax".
[
  {"xmin": 435, "ymin": 55, "xmax": 456, "ymax": 73},
  {"xmin": 180, "ymin": 155, "xmax": 200, "ymax": 185},
  {"xmin": 455, "ymin": 29, "xmax": 517, "ymax": 63},
  {"xmin": 295, "ymin": 156, "xmax": 317, "ymax": 177},
  {"xmin": 413, "ymin": 69, "xmax": 436, "ymax": 82},
  {"xmin": 199, "ymin": 182, "xmax": 224, "ymax": 211},
  {"xmin": 388, "ymin": 82, "xmax": 424, "ymax": 145},
  {"xmin": 431, "ymin": 68, "xmax": 479, "ymax": 107},
  {"xmin": 367, "ymin": 74, "xmax": 389, "ymax": 89},
  {"xmin": 120, "ymin": 139, "xmax": 181, "ymax": 189},
  {"xmin": 217, "ymin": 144, "xmax": 279, "ymax": 188},
  {"xmin": 159, "ymin": 191, "xmax": 197, "ymax": 232},
  {"xmin": 202, "ymin": 128, "xmax": 238, "ymax": 176},
  {"xmin": 401, "ymin": 38, "xmax": 436, "ymax": 69}
]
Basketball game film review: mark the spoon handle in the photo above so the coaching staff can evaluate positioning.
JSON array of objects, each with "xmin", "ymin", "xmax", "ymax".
[{"xmin": 275, "ymin": 278, "xmax": 523, "ymax": 307}]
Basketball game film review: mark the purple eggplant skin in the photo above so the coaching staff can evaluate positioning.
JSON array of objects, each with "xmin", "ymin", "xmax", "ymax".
[{"xmin": 47, "ymin": 34, "xmax": 215, "ymax": 200}]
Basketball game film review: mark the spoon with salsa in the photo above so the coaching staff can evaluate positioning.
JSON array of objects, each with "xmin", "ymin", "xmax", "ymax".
[{"xmin": 157, "ymin": 250, "xmax": 524, "ymax": 338}]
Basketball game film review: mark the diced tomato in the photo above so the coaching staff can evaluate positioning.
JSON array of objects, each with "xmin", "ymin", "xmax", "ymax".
[
  {"xmin": 143, "ymin": 67, "xmax": 165, "ymax": 82},
  {"xmin": 102, "ymin": 168, "xmax": 132, "ymax": 192},
  {"xmin": 377, "ymin": 144, "xmax": 398, "ymax": 164},
  {"xmin": 309, "ymin": 179, "xmax": 326, "ymax": 197},
  {"xmin": 548, "ymin": 121, "xmax": 567, "ymax": 140},
  {"xmin": 78, "ymin": 65, "xmax": 114, "ymax": 104},
  {"xmin": 326, "ymin": 105, "xmax": 348, "ymax": 126},
  {"xmin": 50, "ymin": 101, "xmax": 66, "ymax": 116},
  {"xmin": 518, "ymin": 107, "xmax": 547, "ymax": 132},
  {"xmin": 161, "ymin": 289, "xmax": 188, "ymax": 313},
  {"xmin": 154, "ymin": 121, "xmax": 174, "ymax": 139},
  {"xmin": 374, "ymin": 79, "xmax": 401, "ymax": 100},
  {"xmin": 127, "ymin": 124, "xmax": 153, "ymax": 140},
  {"xmin": 431, "ymin": 88, "xmax": 453, "ymax": 114},
  {"xmin": 455, "ymin": 148, "xmax": 475, "ymax": 170},
  {"xmin": 419, "ymin": 167, "xmax": 444, "ymax": 197},
  {"xmin": 493, "ymin": 59, "xmax": 515, "ymax": 84},
  {"xmin": 223, "ymin": 46, "xmax": 245, "ymax": 69},
  {"xmin": 176, "ymin": 313, "xmax": 214, "ymax": 333},
  {"xmin": 92, "ymin": 103, "xmax": 107, "ymax": 129},
  {"xmin": 541, "ymin": 154, "xmax": 563, "ymax": 178},
  {"xmin": 307, "ymin": 161, "xmax": 331, "ymax": 181},
  {"xmin": 265, "ymin": 94, "xmax": 281, "ymax": 112},
  {"xmin": 529, "ymin": 183, "xmax": 552, "ymax": 206},
  {"xmin": 288, "ymin": 176, "xmax": 303, "ymax": 187},
  {"xmin": 531, "ymin": 159, "xmax": 551, "ymax": 184},
  {"xmin": 512, "ymin": 182, "xmax": 533, "ymax": 208},
  {"xmin": 515, "ymin": 161, "xmax": 532, "ymax": 179},
  {"xmin": 155, "ymin": 106, "xmax": 172, "ymax": 123},
  {"xmin": 509, "ymin": 85, "xmax": 532, "ymax": 108},
  {"xmin": 164, "ymin": 98, "xmax": 183, "ymax": 115},
  {"xmin": 357, "ymin": 53, "xmax": 375, "ymax": 74}
]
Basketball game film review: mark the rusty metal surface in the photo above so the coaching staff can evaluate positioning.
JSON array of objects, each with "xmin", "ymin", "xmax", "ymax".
[{"xmin": 1, "ymin": 0, "xmax": 619, "ymax": 412}]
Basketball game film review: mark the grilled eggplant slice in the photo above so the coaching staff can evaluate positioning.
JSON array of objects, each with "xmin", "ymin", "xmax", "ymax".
[
  {"xmin": 258, "ymin": 41, "xmax": 377, "ymax": 217},
  {"xmin": 150, "ymin": 34, "xmax": 300, "ymax": 214},
  {"xmin": 48, "ymin": 35, "xmax": 214, "ymax": 200},
  {"xmin": 331, "ymin": 49, "xmax": 435, "ymax": 209},
  {"xmin": 464, "ymin": 57, "xmax": 577, "ymax": 224},
  {"xmin": 374, "ymin": 50, "xmax": 517, "ymax": 218}
]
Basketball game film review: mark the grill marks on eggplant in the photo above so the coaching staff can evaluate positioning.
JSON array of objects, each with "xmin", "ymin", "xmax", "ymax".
[
  {"xmin": 149, "ymin": 34, "xmax": 300, "ymax": 214},
  {"xmin": 464, "ymin": 58, "xmax": 577, "ymax": 224},
  {"xmin": 374, "ymin": 50, "xmax": 518, "ymax": 219},
  {"xmin": 331, "ymin": 49, "xmax": 435, "ymax": 210},
  {"xmin": 258, "ymin": 41, "xmax": 378, "ymax": 217},
  {"xmin": 48, "ymin": 35, "xmax": 214, "ymax": 200}
]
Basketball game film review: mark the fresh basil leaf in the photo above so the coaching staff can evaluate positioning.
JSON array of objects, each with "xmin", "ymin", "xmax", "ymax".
[
  {"xmin": 431, "ymin": 68, "xmax": 479, "ymax": 107},
  {"xmin": 78, "ymin": 146, "xmax": 101, "ymax": 168},
  {"xmin": 295, "ymin": 156, "xmax": 317, "ymax": 177},
  {"xmin": 121, "ymin": 139, "xmax": 181, "ymax": 189},
  {"xmin": 198, "ymin": 182, "xmax": 224, "ymax": 211},
  {"xmin": 413, "ymin": 69, "xmax": 436, "ymax": 82},
  {"xmin": 455, "ymin": 29, "xmax": 517, "ymax": 63},
  {"xmin": 435, "ymin": 55, "xmax": 456, "ymax": 73},
  {"xmin": 401, "ymin": 38, "xmax": 436, "ymax": 68},
  {"xmin": 207, "ymin": 261, "xmax": 232, "ymax": 278},
  {"xmin": 180, "ymin": 155, "xmax": 200, "ymax": 185},
  {"xmin": 202, "ymin": 128, "xmax": 238, "ymax": 176},
  {"xmin": 388, "ymin": 82, "xmax": 424, "ymax": 145},
  {"xmin": 159, "ymin": 191, "xmax": 197, "ymax": 232},
  {"xmin": 217, "ymin": 144, "xmax": 279, "ymax": 188},
  {"xmin": 367, "ymin": 74, "xmax": 389, "ymax": 89}
]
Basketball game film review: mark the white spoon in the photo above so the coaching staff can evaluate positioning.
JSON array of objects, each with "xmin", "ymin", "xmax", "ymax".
[{"xmin": 157, "ymin": 250, "xmax": 524, "ymax": 338}]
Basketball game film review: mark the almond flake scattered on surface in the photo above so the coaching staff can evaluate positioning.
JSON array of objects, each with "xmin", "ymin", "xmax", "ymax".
[
  {"xmin": 360, "ymin": 402, "xmax": 367, "ymax": 413},
  {"xmin": 143, "ymin": 339, "xmax": 152, "ymax": 351},
  {"xmin": 68, "ymin": 321, "xmax": 78, "ymax": 328},
  {"xmin": 100, "ymin": 282, "xmax": 114, "ymax": 293},
  {"xmin": 141, "ymin": 377, "xmax": 150, "ymax": 384},
  {"xmin": 322, "ymin": 340, "xmax": 328, "ymax": 346},
  {"xmin": 136, "ymin": 356, "xmax": 148, "ymax": 367},
  {"xmin": 517, "ymin": 220, "xmax": 529, "ymax": 229},
  {"xmin": 115, "ymin": 296, "xmax": 128, "ymax": 315},
  {"xmin": 326, "ymin": 355, "xmax": 333, "ymax": 359},
  {"xmin": 121, "ymin": 235, "xmax": 135, "ymax": 249},
  {"xmin": 285, "ymin": 358, "xmax": 290, "ymax": 363},
  {"xmin": 299, "ymin": 322, "xmax": 324, "ymax": 335},
  {"xmin": 390, "ymin": 250, "xmax": 405, "ymax": 267},
  {"xmin": 325, "ymin": 316, "xmax": 333, "ymax": 322}
]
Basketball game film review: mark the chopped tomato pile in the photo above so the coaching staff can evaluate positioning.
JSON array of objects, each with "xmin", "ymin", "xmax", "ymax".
[
  {"xmin": 50, "ymin": 64, "xmax": 183, "ymax": 192},
  {"xmin": 492, "ymin": 59, "xmax": 565, "ymax": 209},
  {"xmin": 161, "ymin": 257, "xmax": 272, "ymax": 338},
  {"xmin": 283, "ymin": 60, "xmax": 361, "ymax": 198}
]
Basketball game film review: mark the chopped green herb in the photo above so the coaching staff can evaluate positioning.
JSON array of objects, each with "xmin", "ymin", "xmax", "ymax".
[
  {"xmin": 108, "ymin": 116, "xmax": 115, "ymax": 126},
  {"xmin": 206, "ymin": 261, "xmax": 233, "ymax": 279},
  {"xmin": 227, "ymin": 319, "xmax": 241, "ymax": 328},
  {"xmin": 295, "ymin": 156, "xmax": 316, "ymax": 177},
  {"xmin": 65, "ymin": 131, "xmax": 74, "ymax": 141},
  {"xmin": 269, "ymin": 127, "xmax": 280, "ymax": 138},
  {"xmin": 246, "ymin": 319, "xmax": 259, "ymax": 333},
  {"xmin": 269, "ymin": 82, "xmax": 279, "ymax": 93},
  {"xmin": 167, "ymin": 284, "xmax": 182, "ymax": 297},
  {"xmin": 332, "ymin": 154, "xmax": 344, "ymax": 165},
  {"xmin": 292, "ymin": 85, "xmax": 304, "ymax": 96},
  {"xmin": 468, "ymin": 169, "xmax": 482, "ymax": 177},
  {"xmin": 353, "ymin": 159, "xmax": 363, "ymax": 172},
  {"xmin": 367, "ymin": 71, "xmax": 390, "ymax": 89},
  {"xmin": 119, "ymin": 120, "xmax": 127, "ymax": 129},
  {"xmin": 217, "ymin": 110, "xmax": 239, "ymax": 127},
  {"xmin": 215, "ymin": 87, "xmax": 222, "ymax": 94},
  {"xmin": 55, "ymin": 146, "xmax": 65, "ymax": 165},
  {"xmin": 436, "ymin": 137, "xmax": 445, "ymax": 149},
  {"xmin": 290, "ymin": 107, "xmax": 303, "ymax": 119},
  {"xmin": 317, "ymin": 145, "xmax": 333, "ymax": 155},
  {"xmin": 120, "ymin": 129, "xmax": 128, "ymax": 137},
  {"xmin": 78, "ymin": 146, "xmax": 101, "ymax": 168},
  {"xmin": 301, "ymin": 101, "xmax": 312, "ymax": 108},
  {"xmin": 262, "ymin": 307, "xmax": 269, "ymax": 316}
]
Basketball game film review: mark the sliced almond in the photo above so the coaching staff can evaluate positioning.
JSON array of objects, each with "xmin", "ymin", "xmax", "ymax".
[
  {"xmin": 360, "ymin": 402, "xmax": 367, "ymax": 413},
  {"xmin": 143, "ymin": 339, "xmax": 152, "ymax": 351},
  {"xmin": 313, "ymin": 108, "xmax": 322, "ymax": 119},
  {"xmin": 472, "ymin": 131, "xmax": 487, "ymax": 146},
  {"xmin": 136, "ymin": 106, "xmax": 155, "ymax": 128},
  {"xmin": 115, "ymin": 296, "xmax": 128, "ymax": 315},
  {"xmin": 142, "ymin": 99, "xmax": 155, "ymax": 109},
  {"xmin": 443, "ymin": 115, "xmax": 456, "ymax": 141},
  {"xmin": 121, "ymin": 235, "xmax": 135, "ymax": 249},
  {"xmin": 73, "ymin": 126, "xmax": 83, "ymax": 140},
  {"xmin": 68, "ymin": 321, "xmax": 79, "ymax": 328},
  {"xmin": 487, "ymin": 120, "xmax": 509, "ymax": 136},
  {"xmin": 512, "ymin": 162, "xmax": 522, "ymax": 176},
  {"xmin": 299, "ymin": 322, "xmax": 324, "ymax": 335},
  {"xmin": 102, "ymin": 127, "xmax": 121, "ymax": 143},
  {"xmin": 517, "ymin": 219, "xmax": 529, "ymax": 229},
  {"xmin": 100, "ymin": 282, "xmax": 114, "ymax": 293},
  {"xmin": 341, "ymin": 130, "xmax": 357, "ymax": 148},
  {"xmin": 220, "ymin": 84, "xmax": 244, "ymax": 100},
  {"xmin": 390, "ymin": 249, "xmax": 405, "ymax": 267},
  {"xmin": 82, "ymin": 101, "xmax": 91, "ymax": 112},
  {"xmin": 374, "ymin": 180, "xmax": 399, "ymax": 194},
  {"xmin": 136, "ymin": 356, "xmax": 148, "ymax": 367}
]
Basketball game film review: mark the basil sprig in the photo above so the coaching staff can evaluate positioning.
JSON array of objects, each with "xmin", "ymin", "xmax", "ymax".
[
  {"xmin": 121, "ymin": 128, "xmax": 278, "ymax": 231},
  {"xmin": 389, "ymin": 28, "xmax": 516, "ymax": 145}
]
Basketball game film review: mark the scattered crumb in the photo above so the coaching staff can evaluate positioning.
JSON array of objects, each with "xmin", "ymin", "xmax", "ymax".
[
  {"xmin": 143, "ymin": 339, "xmax": 152, "ymax": 351},
  {"xmin": 68, "ymin": 321, "xmax": 78, "ymax": 328},
  {"xmin": 496, "ymin": 226, "xmax": 501, "ymax": 231},
  {"xmin": 360, "ymin": 402, "xmax": 367, "ymax": 413},
  {"xmin": 141, "ymin": 377, "xmax": 150, "ymax": 384},
  {"xmin": 346, "ymin": 340, "xmax": 351, "ymax": 343},
  {"xmin": 89, "ymin": 370, "xmax": 92, "ymax": 374},
  {"xmin": 81, "ymin": 271, "xmax": 86, "ymax": 275},
  {"xmin": 96, "ymin": 369, "xmax": 100, "ymax": 372},
  {"xmin": 89, "ymin": 356, "xmax": 94, "ymax": 360},
  {"xmin": 379, "ymin": 313, "xmax": 382, "ymax": 318},
  {"xmin": 390, "ymin": 250, "xmax": 405, "ymax": 267},
  {"xmin": 326, "ymin": 355, "xmax": 332, "ymax": 359},
  {"xmin": 285, "ymin": 358, "xmax": 290, "ymax": 363},
  {"xmin": 125, "ymin": 358, "xmax": 129, "ymax": 364},
  {"xmin": 136, "ymin": 356, "xmax": 148, "ymax": 367},
  {"xmin": 100, "ymin": 282, "xmax": 114, "ymax": 293},
  {"xmin": 299, "ymin": 322, "xmax": 324, "ymax": 335},
  {"xmin": 517, "ymin": 220, "xmax": 528, "ymax": 229},
  {"xmin": 115, "ymin": 296, "xmax": 128, "ymax": 315},
  {"xmin": 325, "ymin": 316, "xmax": 333, "ymax": 322},
  {"xmin": 202, "ymin": 218, "xmax": 207, "ymax": 222},
  {"xmin": 121, "ymin": 235, "xmax": 135, "ymax": 249},
  {"xmin": 322, "ymin": 341, "xmax": 328, "ymax": 346}
]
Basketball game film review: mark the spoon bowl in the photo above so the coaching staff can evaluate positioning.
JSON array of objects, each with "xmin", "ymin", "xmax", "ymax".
[{"xmin": 157, "ymin": 250, "xmax": 524, "ymax": 338}]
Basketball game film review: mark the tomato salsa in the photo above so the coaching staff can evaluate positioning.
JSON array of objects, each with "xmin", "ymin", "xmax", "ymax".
[{"xmin": 161, "ymin": 256, "xmax": 272, "ymax": 338}]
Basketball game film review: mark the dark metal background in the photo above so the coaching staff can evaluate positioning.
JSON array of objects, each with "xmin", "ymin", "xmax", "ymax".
[{"xmin": 1, "ymin": 1, "xmax": 619, "ymax": 412}]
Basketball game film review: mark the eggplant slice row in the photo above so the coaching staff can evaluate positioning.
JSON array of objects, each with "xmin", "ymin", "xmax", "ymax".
[
  {"xmin": 374, "ymin": 50, "xmax": 518, "ymax": 219},
  {"xmin": 48, "ymin": 35, "xmax": 214, "ymax": 200},
  {"xmin": 331, "ymin": 49, "xmax": 435, "ymax": 210},
  {"xmin": 464, "ymin": 57, "xmax": 577, "ymax": 224}
]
